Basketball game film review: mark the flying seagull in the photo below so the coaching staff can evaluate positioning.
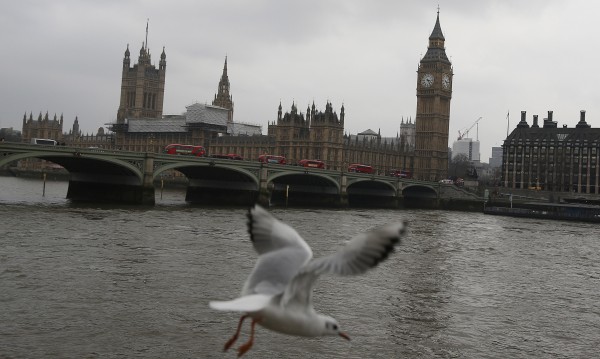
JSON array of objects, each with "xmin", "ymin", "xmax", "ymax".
[{"xmin": 209, "ymin": 204, "xmax": 407, "ymax": 357}]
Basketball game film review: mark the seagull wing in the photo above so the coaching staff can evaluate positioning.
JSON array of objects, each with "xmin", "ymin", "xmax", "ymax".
[
  {"xmin": 281, "ymin": 221, "xmax": 407, "ymax": 310},
  {"xmin": 241, "ymin": 205, "xmax": 313, "ymax": 297},
  {"xmin": 209, "ymin": 294, "xmax": 273, "ymax": 313}
]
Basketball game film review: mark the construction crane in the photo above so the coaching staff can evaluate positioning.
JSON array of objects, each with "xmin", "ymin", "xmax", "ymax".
[{"xmin": 457, "ymin": 117, "xmax": 482, "ymax": 140}]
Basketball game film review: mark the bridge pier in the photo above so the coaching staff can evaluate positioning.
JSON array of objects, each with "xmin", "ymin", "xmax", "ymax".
[
  {"xmin": 256, "ymin": 164, "xmax": 271, "ymax": 207},
  {"xmin": 338, "ymin": 173, "xmax": 349, "ymax": 207},
  {"xmin": 141, "ymin": 154, "xmax": 156, "ymax": 205}
]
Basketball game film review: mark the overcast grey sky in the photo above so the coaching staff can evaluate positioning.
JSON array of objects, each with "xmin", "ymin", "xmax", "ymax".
[{"xmin": 1, "ymin": 0, "xmax": 598, "ymax": 161}]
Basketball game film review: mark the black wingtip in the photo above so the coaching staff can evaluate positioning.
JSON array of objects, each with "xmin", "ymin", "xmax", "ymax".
[{"xmin": 247, "ymin": 204, "xmax": 256, "ymax": 242}]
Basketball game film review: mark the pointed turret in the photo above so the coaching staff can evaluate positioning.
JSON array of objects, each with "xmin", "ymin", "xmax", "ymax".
[
  {"xmin": 278, "ymin": 101, "xmax": 282, "ymax": 121},
  {"xmin": 73, "ymin": 116, "xmax": 80, "ymax": 136},
  {"xmin": 123, "ymin": 44, "xmax": 131, "ymax": 67},
  {"xmin": 159, "ymin": 46, "xmax": 166, "ymax": 70}
]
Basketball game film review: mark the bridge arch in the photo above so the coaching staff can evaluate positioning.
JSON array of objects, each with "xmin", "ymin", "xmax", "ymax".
[
  {"xmin": 153, "ymin": 162, "xmax": 259, "ymax": 187},
  {"xmin": 401, "ymin": 184, "xmax": 439, "ymax": 197},
  {"xmin": 266, "ymin": 170, "xmax": 341, "ymax": 207},
  {"xmin": 0, "ymin": 151, "xmax": 144, "ymax": 182},
  {"xmin": 401, "ymin": 184, "xmax": 440, "ymax": 208},
  {"xmin": 345, "ymin": 178, "xmax": 398, "ymax": 207},
  {"xmin": 267, "ymin": 170, "xmax": 340, "ymax": 191},
  {"xmin": 346, "ymin": 178, "xmax": 397, "ymax": 193},
  {"xmin": 156, "ymin": 162, "xmax": 260, "ymax": 205}
]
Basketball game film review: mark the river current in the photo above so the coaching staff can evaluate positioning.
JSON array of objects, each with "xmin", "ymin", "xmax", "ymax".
[{"xmin": 0, "ymin": 176, "xmax": 598, "ymax": 358}]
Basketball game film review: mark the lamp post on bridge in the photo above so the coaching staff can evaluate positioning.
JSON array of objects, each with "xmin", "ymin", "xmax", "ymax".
[{"xmin": 147, "ymin": 134, "xmax": 155, "ymax": 153}]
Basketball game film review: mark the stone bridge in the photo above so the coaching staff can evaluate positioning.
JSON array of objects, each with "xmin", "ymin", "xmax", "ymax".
[{"xmin": 0, "ymin": 142, "xmax": 481, "ymax": 208}]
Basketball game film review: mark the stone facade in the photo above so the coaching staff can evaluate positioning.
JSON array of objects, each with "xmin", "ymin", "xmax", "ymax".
[
  {"xmin": 116, "ymin": 43, "xmax": 166, "ymax": 123},
  {"xmin": 268, "ymin": 101, "xmax": 344, "ymax": 167},
  {"xmin": 21, "ymin": 112, "xmax": 64, "ymax": 144}
]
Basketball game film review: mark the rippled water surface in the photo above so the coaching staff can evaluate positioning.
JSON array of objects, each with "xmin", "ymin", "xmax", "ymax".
[{"xmin": 1, "ymin": 177, "xmax": 599, "ymax": 358}]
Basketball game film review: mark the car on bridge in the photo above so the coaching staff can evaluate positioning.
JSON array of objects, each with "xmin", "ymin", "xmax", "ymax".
[
  {"xmin": 348, "ymin": 163, "xmax": 374, "ymax": 174},
  {"xmin": 298, "ymin": 159, "xmax": 325, "ymax": 169},
  {"xmin": 390, "ymin": 169, "xmax": 412, "ymax": 178},
  {"xmin": 30, "ymin": 138, "xmax": 57, "ymax": 146},
  {"xmin": 164, "ymin": 144, "xmax": 206, "ymax": 157},
  {"xmin": 209, "ymin": 154, "xmax": 243, "ymax": 160},
  {"xmin": 258, "ymin": 154, "xmax": 286, "ymax": 165}
]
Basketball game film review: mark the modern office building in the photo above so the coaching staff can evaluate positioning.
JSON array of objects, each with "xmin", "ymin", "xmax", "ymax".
[{"xmin": 452, "ymin": 138, "xmax": 480, "ymax": 162}]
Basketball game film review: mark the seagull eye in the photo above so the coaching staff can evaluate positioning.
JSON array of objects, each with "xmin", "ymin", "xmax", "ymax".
[{"xmin": 333, "ymin": 324, "xmax": 338, "ymax": 330}]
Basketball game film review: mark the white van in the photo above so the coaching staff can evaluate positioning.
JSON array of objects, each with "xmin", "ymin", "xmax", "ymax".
[{"xmin": 30, "ymin": 138, "xmax": 57, "ymax": 146}]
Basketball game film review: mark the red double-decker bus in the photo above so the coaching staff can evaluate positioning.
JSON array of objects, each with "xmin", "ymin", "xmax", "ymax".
[
  {"xmin": 164, "ymin": 144, "xmax": 206, "ymax": 157},
  {"xmin": 298, "ymin": 159, "xmax": 325, "ymax": 169},
  {"xmin": 258, "ymin": 154, "xmax": 286, "ymax": 165},
  {"xmin": 348, "ymin": 163, "xmax": 375, "ymax": 174}
]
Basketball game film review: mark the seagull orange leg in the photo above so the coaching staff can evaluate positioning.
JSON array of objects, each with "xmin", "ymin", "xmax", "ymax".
[
  {"xmin": 237, "ymin": 318, "xmax": 260, "ymax": 357},
  {"xmin": 223, "ymin": 314, "xmax": 248, "ymax": 352}
]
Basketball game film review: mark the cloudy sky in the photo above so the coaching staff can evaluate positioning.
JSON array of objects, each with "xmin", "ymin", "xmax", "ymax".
[{"xmin": 1, "ymin": 0, "xmax": 598, "ymax": 161}]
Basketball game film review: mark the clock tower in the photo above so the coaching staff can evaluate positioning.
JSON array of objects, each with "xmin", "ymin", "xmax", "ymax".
[{"xmin": 414, "ymin": 11, "xmax": 453, "ymax": 181}]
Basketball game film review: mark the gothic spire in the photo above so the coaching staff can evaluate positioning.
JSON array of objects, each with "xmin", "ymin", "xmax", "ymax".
[
  {"xmin": 421, "ymin": 9, "xmax": 450, "ymax": 64},
  {"xmin": 429, "ymin": 10, "xmax": 445, "ymax": 41},
  {"xmin": 212, "ymin": 56, "xmax": 234, "ymax": 120}
]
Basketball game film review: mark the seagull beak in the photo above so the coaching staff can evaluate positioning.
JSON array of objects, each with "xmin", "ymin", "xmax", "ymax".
[{"xmin": 339, "ymin": 331, "xmax": 351, "ymax": 341}]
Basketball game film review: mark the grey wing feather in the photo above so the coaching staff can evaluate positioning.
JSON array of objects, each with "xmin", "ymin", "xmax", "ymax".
[
  {"xmin": 242, "ymin": 205, "xmax": 313, "ymax": 296},
  {"xmin": 247, "ymin": 204, "xmax": 312, "ymax": 256},
  {"xmin": 282, "ymin": 221, "xmax": 407, "ymax": 308}
]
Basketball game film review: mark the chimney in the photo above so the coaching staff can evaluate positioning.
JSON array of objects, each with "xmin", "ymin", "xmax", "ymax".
[
  {"xmin": 532, "ymin": 115, "xmax": 539, "ymax": 128},
  {"xmin": 517, "ymin": 110, "xmax": 529, "ymax": 128},
  {"xmin": 543, "ymin": 110, "xmax": 557, "ymax": 128},
  {"xmin": 576, "ymin": 110, "xmax": 591, "ymax": 128}
]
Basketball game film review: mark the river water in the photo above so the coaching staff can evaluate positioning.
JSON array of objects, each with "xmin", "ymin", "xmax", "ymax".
[{"xmin": 0, "ymin": 176, "xmax": 598, "ymax": 358}]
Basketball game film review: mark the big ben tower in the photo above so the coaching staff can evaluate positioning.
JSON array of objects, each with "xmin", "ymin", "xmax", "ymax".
[{"xmin": 414, "ymin": 10, "xmax": 453, "ymax": 181}]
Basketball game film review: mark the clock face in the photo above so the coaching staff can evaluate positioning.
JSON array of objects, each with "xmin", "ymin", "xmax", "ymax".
[
  {"xmin": 421, "ymin": 73, "xmax": 434, "ymax": 88},
  {"xmin": 442, "ymin": 74, "xmax": 450, "ymax": 89}
]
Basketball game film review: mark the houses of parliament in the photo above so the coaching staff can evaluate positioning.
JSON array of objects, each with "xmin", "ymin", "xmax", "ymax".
[{"xmin": 20, "ymin": 13, "xmax": 454, "ymax": 181}]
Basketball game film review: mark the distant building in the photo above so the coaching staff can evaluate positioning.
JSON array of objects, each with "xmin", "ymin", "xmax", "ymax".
[
  {"xmin": 452, "ymin": 138, "xmax": 480, "ymax": 162},
  {"xmin": 356, "ymin": 129, "xmax": 379, "ymax": 142},
  {"xmin": 501, "ymin": 110, "xmax": 600, "ymax": 194},
  {"xmin": 489, "ymin": 146, "xmax": 503, "ymax": 168},
  {"xmin": 400, "ymin": 117, "xmax": 415, "ymax": 150},
  {"xmin": 0, "ymin": 127, "xmax": 21, "ymax": 142},
  {"xmin": 21, "ymin": 112, "xmax": 64, "ymax": 143}
]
